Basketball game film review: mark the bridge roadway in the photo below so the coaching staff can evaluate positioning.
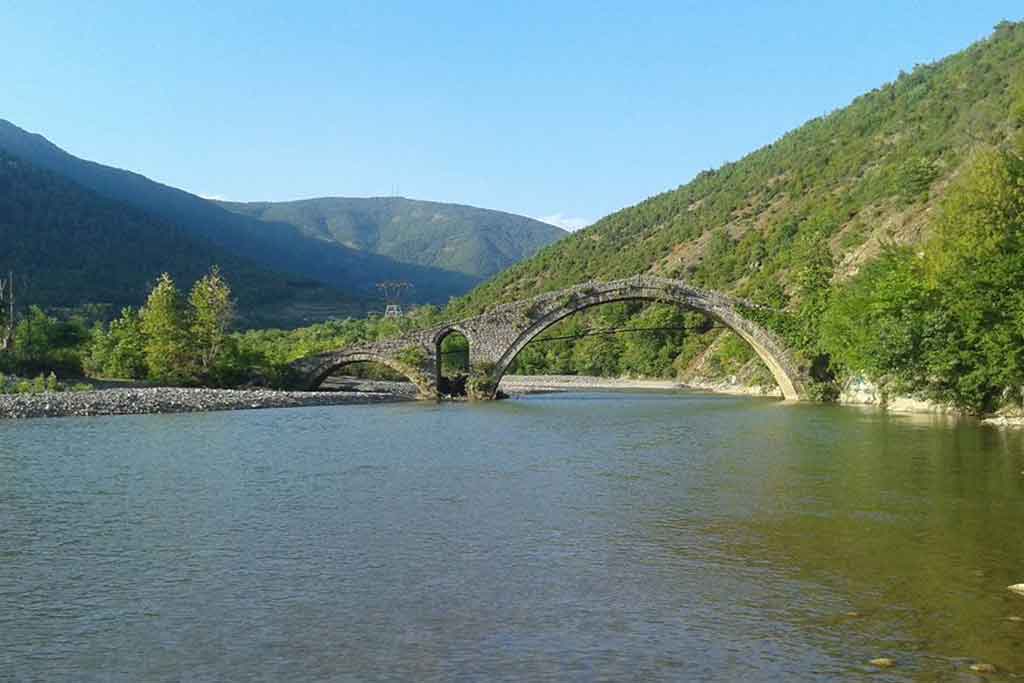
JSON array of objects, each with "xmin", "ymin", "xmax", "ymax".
[{"xmin": 289, "ymin": 276, "xmax": 810, "ymax": 400}]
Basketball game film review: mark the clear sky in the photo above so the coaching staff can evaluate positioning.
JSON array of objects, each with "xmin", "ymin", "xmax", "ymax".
[{"xmin": 3, "ymin": 2, "xmax": 1021, "ymax": 230}]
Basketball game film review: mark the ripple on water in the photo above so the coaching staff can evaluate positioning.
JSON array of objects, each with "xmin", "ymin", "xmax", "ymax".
[{"xmin": 0, "ymin": 391, "xmax": 1022, "ymax": 680}]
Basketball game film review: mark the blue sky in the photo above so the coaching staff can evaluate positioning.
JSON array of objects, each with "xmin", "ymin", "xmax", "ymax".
[{"xmin": 3, "ymin": 2, "xmax": 1021, "ymax": 230}]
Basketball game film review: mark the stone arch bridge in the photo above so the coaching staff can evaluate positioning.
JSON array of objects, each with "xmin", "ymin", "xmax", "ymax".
[{"xmin": 290, "ymin": 276, "xmax": 810, "ymax": 400}]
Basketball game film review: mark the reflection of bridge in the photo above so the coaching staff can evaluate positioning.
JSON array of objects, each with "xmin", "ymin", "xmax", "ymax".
[{"xmin": 290, "ymin": 276, "xmax": 810, "ymax": 400}]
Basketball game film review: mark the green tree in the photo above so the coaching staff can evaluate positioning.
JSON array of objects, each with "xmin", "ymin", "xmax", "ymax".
[
  {"xmin": 9, "ymin": 306, "xmax": 88, "ymax": 377},
  {"xmin": 820, "ymin": 249, "xmax": 932, "ymax": 391},
  {"xmin": 790, "ymin": 233, "xmax": 835, "ymax": 358},
  {"xmin": 618, "ymin": 305, "xmax": 687, "ymax": 377},
  {"xmin": 189, "ymin": 267, "xmax": 237, "ymax": 381},
  {"xmin": 140, "ymin": 273, "xmax": 193, "ymax": 384},
  {"xmin": 921, "ymin": 145, "xmax": 1024, "ymax": 410},
  {"xmin": 572, "ymin": 333, "xmax": 622, "ymax": 376},
  {"xmin": 86, "ymin": 307, "xmax": 147, "ymax": 379},
  {"xmin": 897, "ymin": 156, "xmax": 939, "ymax": 203}
]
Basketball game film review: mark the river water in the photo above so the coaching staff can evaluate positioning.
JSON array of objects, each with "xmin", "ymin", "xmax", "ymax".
[{"xmin": 2, "ymin": 391, "xmax": 1023, "ymax": 681}]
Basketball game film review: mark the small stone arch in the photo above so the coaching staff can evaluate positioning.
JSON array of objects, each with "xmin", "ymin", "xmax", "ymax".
[
  {"xmin": 430, "ymin": 324, "xmax": 474, "ymax": 349},
  {"xmin": 433, "ymin": 326, "xmax": 472, "ymax": 395},
  {"xmin": 490, "ymin": 284, "xmax": 805, "ymax": 400},
  {"xmin": 302, "ymin": 350, "xmax": 436, "ymax": 397}
]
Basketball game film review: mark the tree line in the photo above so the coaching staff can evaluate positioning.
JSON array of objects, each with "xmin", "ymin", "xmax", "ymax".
[
  {"xmin": 1, "ymin": 268, "xmax": 248, "ymax": 387},
  {"xmin": 0, "ymin": 268, "xmax": 449, "ymax": 389}
]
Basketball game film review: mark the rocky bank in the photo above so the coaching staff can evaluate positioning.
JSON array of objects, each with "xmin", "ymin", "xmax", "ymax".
[
  {"xmin": 0, "ymin": 387, "xmax": 409, "ymax": 420},
  {"xmin": 498, "ymin": 374, "xmax": 684, "ymax": 394}
]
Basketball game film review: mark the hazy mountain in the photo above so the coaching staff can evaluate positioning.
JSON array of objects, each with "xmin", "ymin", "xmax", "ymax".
[
  {"xmin": 218, "ymin": 196, "xmax": 566, "ymax": 282},
  {"xmin": 0, "ymin": 120, "xmax": 482, "ymax": 304},
  {"xmin": 0, "ymin": 149, "xmax": 360, "ymax": 327}
]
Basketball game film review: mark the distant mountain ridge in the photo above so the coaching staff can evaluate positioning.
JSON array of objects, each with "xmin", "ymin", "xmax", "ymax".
[
  {"xmin": 0, "ymin": 120, "xmax": 559, "ymax": 307},
  {"xmin": 0, "ymin": 149, "xmax": 360, "ymax": 327},
  {"xmin": 217, "ymin": 196, "xmax": 565, "ymax": 282}
]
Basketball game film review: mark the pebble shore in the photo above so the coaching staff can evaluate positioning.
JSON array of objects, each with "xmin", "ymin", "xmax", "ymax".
[
  {"xmin": 0, "ymin": 387, "xmax": 410, "ymax": 420},
  {"xmin": 498, "ymin": 374, "xmax": 684, "ymax": 394}
]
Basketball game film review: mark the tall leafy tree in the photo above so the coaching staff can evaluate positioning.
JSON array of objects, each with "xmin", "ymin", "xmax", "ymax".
[
  {"xmin": 189, "ymin": 267, "xmax": 236, "ymax": 379},
  {"xmin": 140, "ymin": 273, "xmax": 193, "ymax": 384},
  {"xmin": 790, "ymin": 233, "xmax": 835, "ymax": 360}
]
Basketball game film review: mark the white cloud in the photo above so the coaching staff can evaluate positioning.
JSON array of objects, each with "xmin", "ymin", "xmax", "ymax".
[
  {"xmin": 199, "ymin": 193, "xmax": 230, "ymax": 202},
  {"xmin": 537, "ymin": 213, "xmax": 592, "ymax": 232}
]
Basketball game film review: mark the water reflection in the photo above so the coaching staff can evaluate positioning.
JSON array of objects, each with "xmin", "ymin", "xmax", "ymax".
[{"xmin": 644, "ymin": 401, "xmax": 1024, "ymax": 678}]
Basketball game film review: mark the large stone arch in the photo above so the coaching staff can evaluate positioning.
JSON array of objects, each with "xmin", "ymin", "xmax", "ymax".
[
  {"xmin": 489, "ymin": 281, "xmax": 806, "ymax": 400},
  {"xmin": 298, "ymin": 350, "xmax": 437, "ymax": 397},
  {"xmin": 286, "ymin": 276, "xmax": 808, "ymax": 402}
]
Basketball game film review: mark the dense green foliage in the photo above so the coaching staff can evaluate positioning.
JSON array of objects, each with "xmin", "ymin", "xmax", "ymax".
[
  {"xmin": 0, "ymin": 305, "xmax": 90, "ymax": 378},
  {"xmin": 86, "ymin": 307, "xmax": 146, "ymax": 380},
  {"xmin": 87, "ymin": 270, "xmax": 258, "ymax": 386},
  {"xmin": 189, "ymin": 267, "xmax": 237, "ymax": 380},
  {"xmin": 138, "ymin": 274, "xmax": 194, "ymax": 384},
  {"xmin": 509, "ymin": 303, "xmax": 694, "ymax": 378},
  {"xmin": 235, "ymin": 305, "xmax": 444, "ymax": 366},
  {"xmin": 439, "ymin": 331, "xmax": 469, "ymax": 377},
  {"xmin": 820, "ymin": 140, "xmax": 1024, "ymax": 412},
  {"xmin": 219, "ymin": 197, "xmax": 565, "ymax": 281}
]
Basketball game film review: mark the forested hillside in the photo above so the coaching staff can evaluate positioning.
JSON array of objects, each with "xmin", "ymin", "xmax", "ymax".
[
  {"xmin": 218, "ymin": 196, "xmax": 565, "ymax": 281},
  {"xmin": 0, "ymin": 151, "xmax": 359, "ymax": 327},
  {"xmin": 453, "ymin": 22, "xmax": 1024, "ymax": 314},
  {"xmin": 448, "ymin": 21, "xmax": 1024, "ymax": 411},
  {"xmin": 0, "ymin": 120, "xmax": 480, "ymax": 303}
]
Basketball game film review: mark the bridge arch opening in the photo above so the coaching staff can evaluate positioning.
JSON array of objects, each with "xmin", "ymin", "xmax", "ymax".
[
  {"xmin": 435, "ymin": 328, "xmax": 470, "ymax": 397},
  {"xmin": 492, "ymin": 291, "xmax": 796, "ymax": 400},
  {"xmin": 306, "ymin": 353, "xmax": 430, "ymax": 398}
]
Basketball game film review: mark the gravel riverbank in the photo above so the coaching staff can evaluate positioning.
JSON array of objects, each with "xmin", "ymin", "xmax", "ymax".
[
  {"xmin": 0, "ymin": 387, "xmax": 410, "ymax": 420},
  {"xmin": 498, "ymin": 374, "xmax": 685, "ymax": 394}
]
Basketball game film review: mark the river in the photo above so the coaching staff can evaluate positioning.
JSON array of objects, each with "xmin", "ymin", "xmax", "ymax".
[{"xmin": 2, "ymin": 391, "xmax": 1023, "ymax": 681}]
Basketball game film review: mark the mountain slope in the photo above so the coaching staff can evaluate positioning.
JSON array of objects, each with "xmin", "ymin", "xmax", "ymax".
[
  {"xmin": 0, "ymin": 150, "xmax": 359, "ymax": 327},
  {"xmin": 450, "ymin": 21, "xmax": 1024, "ymax": 318},
  {"xmin": 217, "ymin": 197, "xmax": 565, "ymax": 282},
  {"xmin": 0, "ymin": 120, "xmax": 479, "ymax": 303}
]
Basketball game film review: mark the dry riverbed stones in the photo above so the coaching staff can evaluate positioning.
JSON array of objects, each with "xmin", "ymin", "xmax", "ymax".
[{"xmin": 0, "ymin": 387, "xmax": 409, "ymax": 420}]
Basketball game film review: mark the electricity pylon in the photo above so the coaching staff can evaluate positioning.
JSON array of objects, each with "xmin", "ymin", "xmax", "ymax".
[{"xmin": 376, "ymin": 281, "xmax": 412, "ymax": 318}]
